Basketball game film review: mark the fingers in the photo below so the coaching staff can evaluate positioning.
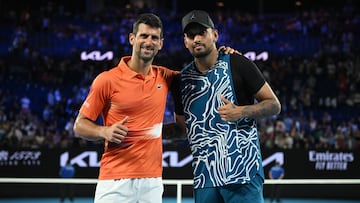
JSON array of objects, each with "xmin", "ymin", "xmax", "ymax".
[
  {"xmin": 220, "ymin": 95, "xmax": 236, "ymax": 108},
  {"xmin": 115, "ymin": 116, "xmax": 129, "ymax": 132},
  {"xmin": 218, "ymin": 46, "xmax": 240, "ymax": 54},
  {"xmin": 225, "ymin": 47, "xmax": 234, "ymax": 54},
  {"xmin": 110, "ymin": 125, "xmax": 127, "ymax": 144},
  {"xmin": 220, "ymin": 95, "xmax": 231, "ymax": 104},
  {"xmin": 107, "ymin": 117, "xmax": 129, "ymax": 143},
  {"xmin": 111, "ymin": 132, "xmax": 125, "ymax": 144},
  {"xmin": 218, "ymin": 45, "xmax": 225, "ymax": 51},
  {"xmin": 218, "ymin": 96, "xmax": 237, "ymax": 121}
]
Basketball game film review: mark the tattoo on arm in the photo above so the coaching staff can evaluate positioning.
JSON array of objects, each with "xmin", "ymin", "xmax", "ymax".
[{"xmin": 242, "ymin": 99, "xmax": 280, "ymax": 119}]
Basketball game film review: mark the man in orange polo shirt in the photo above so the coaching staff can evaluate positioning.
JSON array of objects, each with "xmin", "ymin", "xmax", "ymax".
[{"xmin": 73, "ymin": 13, "xmax": 177, "ymax": 203}]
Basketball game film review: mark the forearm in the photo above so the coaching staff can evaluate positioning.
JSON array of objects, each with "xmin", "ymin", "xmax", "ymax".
[
  {"xmin": 175, "ymin": 114, "xmax": 186, "ymax": 134},
  {"xmin": 163, "ymin": 114, "xmax": 186, "ymax": 136},
  {"xmin": 73, "ymin": 116, "xmax": 105, "ymax": 141},
  {"xmin": 241, "ymin": 98, "xmax": 281, "ymax": 119},
  {"xmin": 219, "ymin": 82, "xmax": 281, "ymax": 121}
]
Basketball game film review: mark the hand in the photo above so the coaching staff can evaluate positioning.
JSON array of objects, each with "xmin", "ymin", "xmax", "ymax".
[
  {"xmin": 104, "ymin": 116, "xmax": 129, "ymax": 143},
  {"xmin": 218, "ymin": 96, "xmax": 240, "ymax": 121},
  {"xmin": 218, "ymin": 45, "xmax": 240, "ymax": 54}
]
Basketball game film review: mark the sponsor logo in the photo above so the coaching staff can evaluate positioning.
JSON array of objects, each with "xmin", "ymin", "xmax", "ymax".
[
  {"xmin": 60, "ymin": 151, "xmax": 100, "ymax": 167},
  {"xmin": 309, "ymin": 150, "xmax": 354, "ymax": 171},
  {"xmin": 59, "ymin": 151, "xmax": 284, "ymax": 168},
  {"xmin": 79, "ymin": 50, "xmax": 269, "ymax": 62},
  {"xmin": 262, "ymin": 152, "xmax": 284, "ymax": 166},
  {"xmin": 241, "ymin": 51, "xmax": 269, "ymax": 61},
  {"xmin": 80, "ymin": 51, "xmax": 113, "ymax": 61},
  {"xmin": 0, "ymin": 150, "xmax": 41, "ymax": 166}
]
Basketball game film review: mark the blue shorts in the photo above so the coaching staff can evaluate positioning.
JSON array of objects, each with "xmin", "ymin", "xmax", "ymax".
[{"xmin": 194, "ymin": 174, "xmax": 264, "ymax": 203}]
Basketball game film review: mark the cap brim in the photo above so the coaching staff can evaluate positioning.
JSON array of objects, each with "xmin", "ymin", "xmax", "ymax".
[{"xmin": 183, "ymin": 22, "xmax": 209, "ymax": 32}]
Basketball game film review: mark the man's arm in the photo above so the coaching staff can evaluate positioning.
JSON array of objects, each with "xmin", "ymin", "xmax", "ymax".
[
  {"xmin": 165, "ymin": 74, "xmax": 187, "ymax": 136},
  {"xmin": 246, "ymin": 82, "xmax": 281, "ymax": 118},
  {"xmin": 268, "ymin": 169, "xmax": 274, "ymax": 179},
  {"xmin": 175, "ymin": 114, "xmax": 186, "ymax": 135},
  {"xmin": 218, "ymin": 82, "xmax": 281, "ymax": 121},
  {"xmin": 73, "ymin": 113, "xmax": 129, "ymax": 143}
]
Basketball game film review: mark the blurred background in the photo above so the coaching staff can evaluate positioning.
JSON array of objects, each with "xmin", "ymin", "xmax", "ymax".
[{"xmin": 0, "ymin": 0, "xmax": 359, "ymax": 202}]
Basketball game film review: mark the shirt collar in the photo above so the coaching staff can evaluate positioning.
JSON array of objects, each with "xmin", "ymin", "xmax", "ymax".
[{"xmin": 118, "ymin": 56, "xmax": 155, "ymax": 79}]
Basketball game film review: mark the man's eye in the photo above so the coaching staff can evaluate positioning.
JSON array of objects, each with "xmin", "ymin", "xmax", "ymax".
[
  {"xmin": 187, "ymin": 32, "xmax": 201, "ymax": 39},
  {"xmin": 186, "ymin": 30, "xmax": 206, "ymax": 39},
  {"xmin": 187, "ymin": 33, "xmax": 195, "ymax": 39}
]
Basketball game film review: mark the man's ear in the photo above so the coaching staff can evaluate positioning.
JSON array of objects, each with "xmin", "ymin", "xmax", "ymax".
[
  {"xmin": 129, "ymin": 33, "xmax": 135, "ymax": 45},
  {"xmin": 183, "ymin": 35, "xmax": 189, "ymax": 49},
  {"xmin": 158, "ymin": 38, "xmax": 164, "ymax": 51},
  {"xmin": 213, "ymin": 29, "xmax": 219, "ymax": 43}
]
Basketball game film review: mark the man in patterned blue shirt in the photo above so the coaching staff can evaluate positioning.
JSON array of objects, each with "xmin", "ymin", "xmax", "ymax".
[{"xmin": 171, "ymin": 10, "xmax": 281, "ymax": 203}]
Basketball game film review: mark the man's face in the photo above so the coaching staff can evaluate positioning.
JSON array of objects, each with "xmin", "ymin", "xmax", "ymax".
[
  {"xmin": 183, "ymin": 24, "xmax": 218, "ymax": 58},
  {"xmin": 129, "ymin": 23, "xmax": 163, "ymax": 62}
]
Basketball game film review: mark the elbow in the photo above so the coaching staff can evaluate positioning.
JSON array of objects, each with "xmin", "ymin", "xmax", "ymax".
[
  {"xmin": 73, "ymin": 122, "xmax": 85, "ymax": 138},
  {"xmin": 271, "ymin": 96, "xmax": 281, "ymax": 116},
  {"xmin": 73, "ymin": 125, "xmax": 82, "ymax": 138},
  {"xmin": 73, "ymin": 123, "xmax": 80, "ymax": 136},
  {"xmin": 274, "ymin": 101, "xmax": 281, "ymax": 115}
]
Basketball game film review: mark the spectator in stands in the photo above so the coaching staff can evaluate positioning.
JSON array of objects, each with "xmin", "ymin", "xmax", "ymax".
[
  {"xmin": 268, "ymin": 161, "xmax": 285, "ymax": 203},
  {"xmin": 20, "ymin": 94, "xmax": 31, "ymax": 114},
  {"xmin": 171, "ymin": 10, "xmax": 281, "ymax": 203},
  {"xmin": 59, "ymin": 160, "xmax": 76, "ymax": 203}
]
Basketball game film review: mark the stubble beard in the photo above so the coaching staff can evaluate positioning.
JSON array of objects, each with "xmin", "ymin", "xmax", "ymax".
[
  {"xmin": 137, "ymin": 48, "xmax": 157, "ymax": 63},
  {"xmin": 192, "ymin": 47, "xmax": 212, "ymax": 59},
  {"xmin": 192, "ymin": 50, "xmax": 211, "ymax": 58}
]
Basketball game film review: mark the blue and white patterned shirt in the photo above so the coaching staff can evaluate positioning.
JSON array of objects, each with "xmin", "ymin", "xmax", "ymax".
[{"xmin": 175, "ymin": 52, "xmax": 265, "ymax": 189}]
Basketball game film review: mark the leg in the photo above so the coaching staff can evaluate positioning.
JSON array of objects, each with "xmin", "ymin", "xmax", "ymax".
[
  {"xmin": 94, "ymin": 179, "xmax": 137, "ymax": 203},
  {"xmin": 68, "ymin": 184, "xmax": 75, "ymax": 202},
  {"xmin": 59, "ymin": 184, "xmax": 66, "ymax": 203},
  {"xmin": 270, "ymin": 184, "xmax": 276, "ymax": 202},
  {"xmin": 275, "ymin": 184, "xmax": 282, "ymax": 202},
  {"xmin": 137, "ymin": 178, "xmax": 163, "ymax": 203}
]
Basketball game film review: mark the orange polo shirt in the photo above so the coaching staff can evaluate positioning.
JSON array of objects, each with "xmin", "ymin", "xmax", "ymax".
[{"xmin": 79, "ymin": 56, "xmax": 178, "ymax": 180}]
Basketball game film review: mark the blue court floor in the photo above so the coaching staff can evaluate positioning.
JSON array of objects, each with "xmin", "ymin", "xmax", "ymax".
[{"xmin": 0, "ymin": 198, "xmax": 359, "ymax": 203}]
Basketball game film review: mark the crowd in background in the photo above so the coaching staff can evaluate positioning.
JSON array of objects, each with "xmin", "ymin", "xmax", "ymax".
[{"xmin": 0, "ymin": 1, "xmax": 359, "ymax": 150}]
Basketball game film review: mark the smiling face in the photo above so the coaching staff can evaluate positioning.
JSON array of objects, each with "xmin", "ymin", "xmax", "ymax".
[{"xmin": 129, "ymin": 23, "xmax": 163, "ymax": 63}]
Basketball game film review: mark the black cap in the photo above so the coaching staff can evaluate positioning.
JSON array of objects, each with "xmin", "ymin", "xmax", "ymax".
[{"xmin": 182, "ymin": 10, "xmax": 214, "ymax": 32}]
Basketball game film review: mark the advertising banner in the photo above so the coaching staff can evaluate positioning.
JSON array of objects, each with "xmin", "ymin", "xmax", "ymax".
[
  {"xmin": 1, "ymin": 147, "xmax": 359, "ymax": 198},
  {"xmin": 0, "ymin": 148, "xmax": 359, "ymax": 179}
]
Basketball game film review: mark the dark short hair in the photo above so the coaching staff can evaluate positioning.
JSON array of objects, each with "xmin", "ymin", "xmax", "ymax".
[{"xmin": 132, "ymin": 13, "xmax": 163, "ymax": 38}]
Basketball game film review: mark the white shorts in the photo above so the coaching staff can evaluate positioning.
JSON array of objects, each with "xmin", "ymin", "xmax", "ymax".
[{"xmin": 94, "ymin": 177, "xmax": 163, "ymax": 203}]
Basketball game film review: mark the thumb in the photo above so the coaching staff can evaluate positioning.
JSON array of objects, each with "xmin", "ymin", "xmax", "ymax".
[
  {"xmin": 220, "ymin": 95, "xmax": 231, "ymax": 104},
  {"xmin": 120, "ymin": 116, "xmax": 129, "ymax": 124}
]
